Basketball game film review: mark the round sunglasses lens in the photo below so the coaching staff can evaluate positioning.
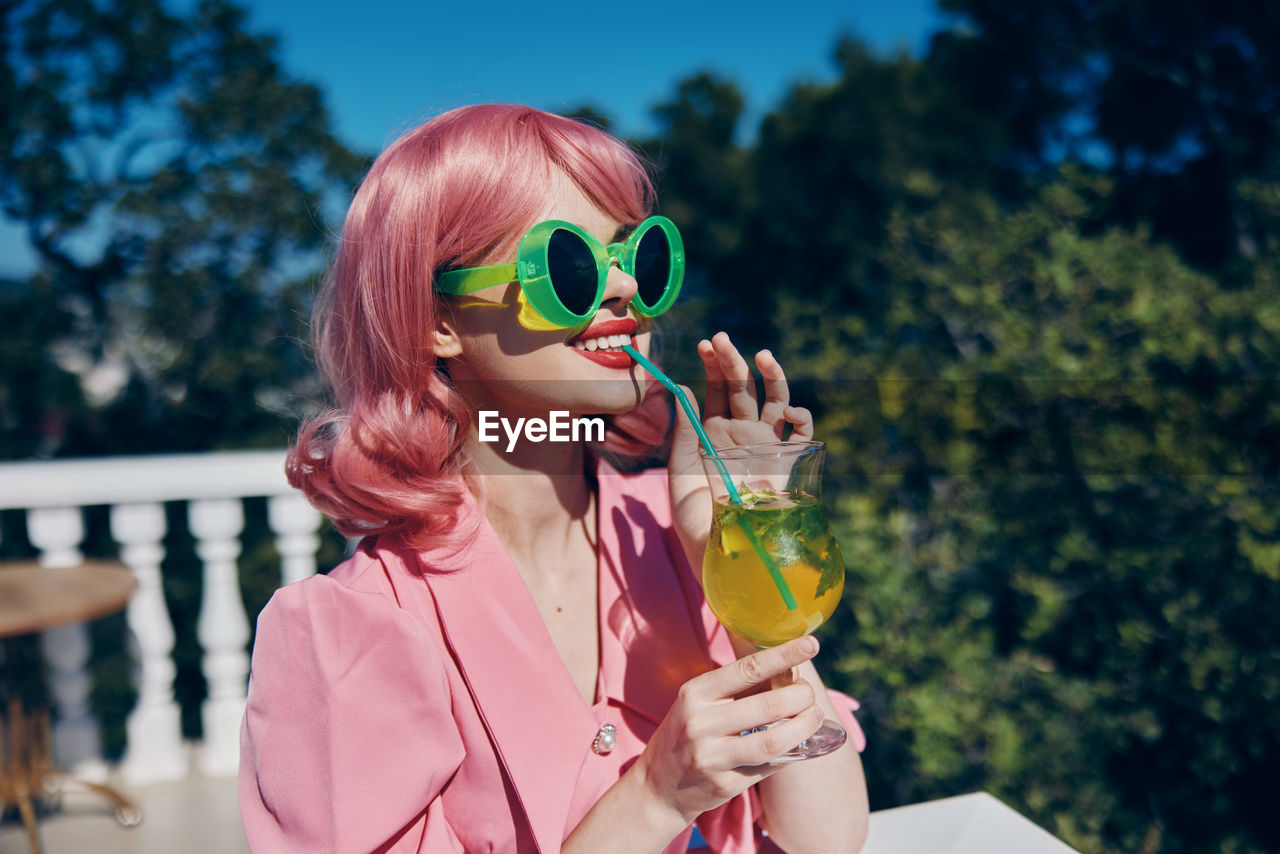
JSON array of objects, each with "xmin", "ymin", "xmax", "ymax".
[
  {"xmin": 632, "ymin": 227, "xmax": 671, "ymax": 307},
  {"xmin": 547, "ymin": 228, "xmax": 598, "ymax": 316}
]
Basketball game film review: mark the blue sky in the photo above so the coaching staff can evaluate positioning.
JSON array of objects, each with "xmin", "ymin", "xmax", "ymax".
[
  {"xmin": 1, "ymin": 0, "xmax": 948, "ymax": 276},
  {"xmin": 240, "ymin": 0, "xmax": 948, "ymax": 152}
]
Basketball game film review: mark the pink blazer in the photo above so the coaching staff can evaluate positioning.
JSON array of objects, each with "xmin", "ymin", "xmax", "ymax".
[{"xmin": 239, "ymin": 463, "xmax": 864, "ymax": 853}]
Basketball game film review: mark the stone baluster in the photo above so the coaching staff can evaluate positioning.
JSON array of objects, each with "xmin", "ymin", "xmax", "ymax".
[
  {"xmin": 267, "ymin": 493, "xmax": 322, "ymax": 587},
  {"xmin": 189, "ymin": 498, "xmax": 248, "ymax": 776},
  {"xmin": 26, "ymin": 506, "xmax": 105, "ymax": 780},
  {"xmin": 111, "ymin": 502, "xmax": 188, "ymax": 783}
]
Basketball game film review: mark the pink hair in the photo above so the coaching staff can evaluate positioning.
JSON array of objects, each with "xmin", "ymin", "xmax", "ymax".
[{"xmin": 287, "ymin": 105, "xmax": 669, "ymax": 550}]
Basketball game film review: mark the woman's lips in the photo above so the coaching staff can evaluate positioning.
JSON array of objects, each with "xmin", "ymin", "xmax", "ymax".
[
  {"xmin": 570, "ymin": 317, "xmax": 637, "ymax": 344},
  {"xmin": 568, "ymin": 317, "xmax": 638, "ymax": 369},
  {"xmin": 572, "ymin": 345, "xmax": 634, "ymax": 369}
]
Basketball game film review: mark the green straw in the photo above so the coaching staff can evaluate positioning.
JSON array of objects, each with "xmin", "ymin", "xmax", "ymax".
[
  {"xmin": 621, "ymin": 344, "xmax": 738, "ymax": 499},
  {"xmin": 621, "ymin": 343, "xmax": 798, "ymax": 610}
]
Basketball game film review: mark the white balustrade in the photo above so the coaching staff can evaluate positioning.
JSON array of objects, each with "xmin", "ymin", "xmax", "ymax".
[
  {"xmin": 26, "ymin": 506, "xmax": 85, "ymax": 568},
  {"xmin": 190, "ymin": 498, "xmax": 249, "ymax": 777},
  {"xmin": 26, "ymin": 506, "xmax": 107, "ymax": 781},
  {"xmin": 268, "ymin": 493, "xmax": 322, "ymax": 587},
  {"xmin": 0, "ymin": 450, "xmax": 317, "ymax": 783},
  {"xmin": 111, "ymin": 501, "xmax": 188, "ymax": 784}
]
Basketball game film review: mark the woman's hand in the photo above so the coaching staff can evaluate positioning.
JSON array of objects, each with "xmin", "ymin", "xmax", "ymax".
[
  {"xmin": 632, "ymin": 636, "xmax": 823, "ymax": 827},
  {"xmin": 668, "ymin": 331, "xmax": 814, "ymax": 563},
  {"xmin": 564, "ymin": 637, "xmax": 828, "ymax": 852}
]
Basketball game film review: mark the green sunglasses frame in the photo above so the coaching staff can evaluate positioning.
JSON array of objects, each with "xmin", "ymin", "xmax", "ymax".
[{"xmin": 436, "ymin": 215, "xmax": 685, "ymax": 328}]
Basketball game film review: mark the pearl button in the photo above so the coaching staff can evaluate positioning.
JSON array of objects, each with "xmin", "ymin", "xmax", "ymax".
[{"xmin": 592, "ymin": 723, "xmax": 617, "ymax": 755}]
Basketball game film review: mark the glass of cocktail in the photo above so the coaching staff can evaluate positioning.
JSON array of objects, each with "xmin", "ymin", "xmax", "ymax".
[{"xmin": 699, "ymin": 440, "xmax": 848, "ymax": 760}]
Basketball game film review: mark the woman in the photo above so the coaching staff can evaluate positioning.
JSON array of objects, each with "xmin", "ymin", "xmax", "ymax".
[{"xmin": 239, "ymin": 104, "xmax": 869, "ymax": 853}]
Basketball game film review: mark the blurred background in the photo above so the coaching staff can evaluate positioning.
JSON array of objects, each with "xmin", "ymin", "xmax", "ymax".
[{"xmin": 2, "ymin": 1, "xmax": 1278, "ymax": 852}]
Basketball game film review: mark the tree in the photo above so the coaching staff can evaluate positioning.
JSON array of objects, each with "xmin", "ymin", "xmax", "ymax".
[
  {"xmin": 931, "ymin": 0, "xmax": 1280, "ymax": 268},
  {"xmin": 0, "ymin": 0, "xmax": 365, "ymax": 459},
  {"xmin": 792, "ymin": 168, "xmax": 1280, "ymax": 853},
  {"xmin": 639, "ymin": 29, "xmax": 1280, "ymax": 851},
  {"xmin": 0, "ymin": 0, "xmax": 364, "ymax": 754},
  {"xmin": 732, "ymin": 36, "xmax": 1011, "ymax": 423},
  {"xmin": 628, "ymin": 73, "xmax": 752, "ymax": 378}
]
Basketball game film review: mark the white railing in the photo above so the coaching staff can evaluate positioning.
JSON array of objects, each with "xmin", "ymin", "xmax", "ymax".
[{"xmin": 0, "ymin": 450, "xmax": 321, "ymax": 784}]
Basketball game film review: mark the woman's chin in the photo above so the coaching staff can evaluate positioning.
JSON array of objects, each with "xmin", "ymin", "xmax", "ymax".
[
  {"xmin": 561, "ymin": 388, "xmax": 646, "ymax": 417},
  {"xmin": 533, "ymin": 371, "xmax": 647, "ymax": 416},
  {"xmin": 472, "ymin": 388, "xmax": 643, "ymax": 424}
]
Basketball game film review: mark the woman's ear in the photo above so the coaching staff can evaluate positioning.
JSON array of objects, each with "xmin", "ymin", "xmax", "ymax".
[{"xmin": 432, "ymin": 307, "xmax": 464, "ymax": 359}]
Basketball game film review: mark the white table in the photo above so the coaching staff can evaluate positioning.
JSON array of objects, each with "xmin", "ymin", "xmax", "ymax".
[{"xmin": 864, "ymin": 792, "xmax": 1080, "ymax": 854}]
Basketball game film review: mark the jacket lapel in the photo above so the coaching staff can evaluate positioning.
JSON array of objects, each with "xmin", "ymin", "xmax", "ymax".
[
  {"xmin": 596, "ymin": 464, "xmax": 718, "ymax": 726},
  {"xmin": 411, "ymin": 511, "xmax": 595, "ymax": 854}
]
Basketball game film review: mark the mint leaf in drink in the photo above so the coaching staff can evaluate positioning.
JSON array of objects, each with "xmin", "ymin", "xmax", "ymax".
[
  {"xmin": 796, "ymin": 500, "xmax": 829, "ymax": 546},
  {"xmin": 815, "ymin": 537, "xmax": 846, "ymax": 598}
]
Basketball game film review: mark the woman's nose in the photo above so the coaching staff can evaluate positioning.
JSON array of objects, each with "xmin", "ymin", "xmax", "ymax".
[{"xmin": 600, "ymin": 257, "xmax": 638, "ymax": 312}]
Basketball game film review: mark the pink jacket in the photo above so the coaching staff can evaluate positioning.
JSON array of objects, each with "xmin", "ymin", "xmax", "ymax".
[{"xmin": 239, "ymin": 464, "xmax": 864, "ymax": 853}]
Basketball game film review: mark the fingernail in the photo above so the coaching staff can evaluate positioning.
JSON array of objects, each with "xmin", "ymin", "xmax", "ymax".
[{"xmin": 801, "ymin": 636, "xmax": 819, "ymax": 655}]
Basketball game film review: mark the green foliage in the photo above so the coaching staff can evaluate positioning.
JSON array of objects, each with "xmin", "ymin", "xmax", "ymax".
[
  {"xmin": 0, "ymin": 0, "xmax": 365, "ymax": 459},
  {"xmin": 934, "ymin": 0, "xmax": 1280, "ymax": 267},
  {"xmin": 0, "ymin": 276, "xmax": 89, "ymax": 457},
  {"xmin": 634, "ymin": 16, "xmax": 1278, "ymax": 852},
  {"xmin": 803, "ymin": 174, "xmax": 1280, "ymax": 853}
]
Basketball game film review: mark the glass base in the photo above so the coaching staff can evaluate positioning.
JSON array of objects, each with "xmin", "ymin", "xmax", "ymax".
[{"xmin": 773, "ymin": 718, "xmax": 848, "ymax": 762}]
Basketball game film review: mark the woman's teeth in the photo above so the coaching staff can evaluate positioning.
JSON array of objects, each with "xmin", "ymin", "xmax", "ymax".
[{"xmin": 573, "ymin": 334, "xmax": 631, "ymax": 352}]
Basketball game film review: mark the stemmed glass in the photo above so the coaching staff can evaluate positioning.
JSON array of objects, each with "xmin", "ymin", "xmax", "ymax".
[{"xmin": 698, "ymin": 440, "xmax": 848, "ymax": 760}]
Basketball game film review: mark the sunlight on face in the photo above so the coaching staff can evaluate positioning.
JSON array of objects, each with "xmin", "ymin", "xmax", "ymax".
[{"xmin": 444, "ymin": 170, "xmax": 653, "ymax": 420}]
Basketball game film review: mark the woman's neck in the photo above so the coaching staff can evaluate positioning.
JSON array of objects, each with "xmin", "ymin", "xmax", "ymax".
[
  {"xmin": 463, "ymin": 427, "xmax": 595, "ymax": 578},
  {"xmin": 463, "ymin": 417, "xmax": 603, "ymax": 709}
]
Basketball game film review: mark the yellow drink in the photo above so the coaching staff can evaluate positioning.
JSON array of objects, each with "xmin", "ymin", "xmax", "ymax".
[{"xmin": 702, "ymin": 489, "xmax": 844, "ymax": 647}]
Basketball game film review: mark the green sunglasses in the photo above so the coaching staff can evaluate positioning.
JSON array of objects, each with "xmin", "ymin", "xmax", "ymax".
[{"xmin": 436, "ymin": 215, "xmax": 685, "ymax": 328}]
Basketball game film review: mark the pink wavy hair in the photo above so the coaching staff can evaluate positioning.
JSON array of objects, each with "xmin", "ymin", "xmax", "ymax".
[{"xmin": 287, "ymin": 105, "xmax": 672, "ymax": 550}]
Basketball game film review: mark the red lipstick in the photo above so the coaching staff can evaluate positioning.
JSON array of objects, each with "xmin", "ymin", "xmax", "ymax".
[
  {"xmin": 569, "ymin": 317, "xmax": 638, "ymax": 343},
  {"xmin": 569, "ymin": 317, "xmax": 638, "ymax": 369}
]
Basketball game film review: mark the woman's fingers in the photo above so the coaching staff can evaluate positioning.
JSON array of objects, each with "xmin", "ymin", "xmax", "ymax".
[
  {"xmin": 755, "ymin": 349, "xmax": 791, "ymax": 435},
  {"xmin": 785, "ymin": 405, "xmax": 814, "ymax": 440},
  {"xmin": 680, "ymin": 642, "xmax": 825, "ymax": 769},
  {"xmin": 699, "ymin": 679, "xmax": 817, "ymax": 740},
  {"xmin": 725, "ymin": 704, "xmax": 826, "ymax": 767},
  {"xmin": 700, "ymin": 336, "xmax": 808, "ymax": 441},
  {"xmin": 641, "ymin": 637, "xmax": 828, "ymax": 816},
  {"xmin": 687, "ymin": 636, "xmax": 819, "ymax": 702},
  {"xmin": 708, "ymin": 332, "xmax": 759, "ymax": 421},
  {"xmin": 697, "ymin": 338, "xmax": 729, "ymax": 421}
]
